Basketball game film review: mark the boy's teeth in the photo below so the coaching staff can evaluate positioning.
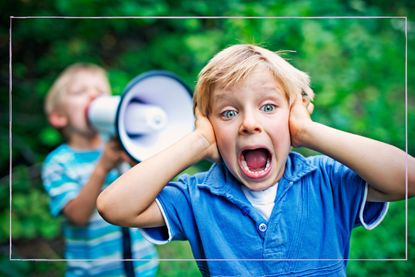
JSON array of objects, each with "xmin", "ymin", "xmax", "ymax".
[{"xmin": 241, "ymin": 157, "xmax": 271, "ymax": 176}]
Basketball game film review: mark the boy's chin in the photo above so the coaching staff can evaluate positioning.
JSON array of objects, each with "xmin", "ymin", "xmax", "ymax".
[
  {"xmin": 239, "ymin": 179, "xmax": 277, "ymax": 191},
  {"xmin": 236, "ymin": 167, "xmax": 279, "ymax": 191}
]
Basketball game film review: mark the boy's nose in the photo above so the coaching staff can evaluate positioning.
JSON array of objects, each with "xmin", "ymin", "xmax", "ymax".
[{"xmin": 239, "ymin": 113, "xmax": 262, "ymax": 135}]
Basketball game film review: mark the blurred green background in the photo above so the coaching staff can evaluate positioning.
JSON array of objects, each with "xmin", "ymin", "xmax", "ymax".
[{"xmin": 1, "ymin": 0, "xmax": 414, "ymax": 276}]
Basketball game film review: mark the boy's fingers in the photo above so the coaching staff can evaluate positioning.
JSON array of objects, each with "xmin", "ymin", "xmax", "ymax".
[
  {"xmin": 307, "ymin": 102, "xmax": 314, "ymax": 115},
  {"xmin": 195, "ymin": 108, "xmax": 201, "ymax": 118},
  {"xmin": 121, "ymin": 152, "xmax": 136, "ymax": 166},
  {"xmin": 194, "ymin": 106, "xmax": 205, "ymax": 120},
  {"xmin": 301, "ymin": 90, "xmax": 313, "ymax": 115},
  {"xmin": 301, "ymin": 90, "xmax": 310, "ymax": 104},
  {"xmin": 107, "ymin": 138, "xmax": 121, "ymax": 151}
]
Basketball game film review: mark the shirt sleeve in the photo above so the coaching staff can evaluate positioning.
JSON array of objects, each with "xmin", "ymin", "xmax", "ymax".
[
  {"xmin": 42, "ymin": 158, "xmax": 80, "ymax": 216},
  {"xmin": 315, "ymin": 156, "xmax": 388, "ymax": 231},
  {"xmin": 141, "ymin": 174, "xmax": 197, "ymax": 245},
  {"xmin": 357, "ymin": 184, "xmax": 389, "ymax": 230},
  {"xmin": 140, "ymin": 199, "xmax": 173, "ymax": 244}
]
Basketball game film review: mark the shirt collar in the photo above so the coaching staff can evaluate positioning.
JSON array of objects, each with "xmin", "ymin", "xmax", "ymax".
[{"xmin": 282, "ymin": 151, "xmax": 318, "ymax": 182}]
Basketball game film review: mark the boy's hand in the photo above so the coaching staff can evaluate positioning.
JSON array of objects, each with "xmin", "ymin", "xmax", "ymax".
[
  {"xmin": 121, "ymin": 151, "xmax": 136, "ymax": 167},
  {"xmin": 194, "ymin": 108, "xmax": 221, "ymax": 163},
  {"xmin": 289, "ymin": 92, "xmax": 314, "ymax": 147},
  {"xmin": 98, "ymin": 138, "xmax": 123, "ymax": 173}
]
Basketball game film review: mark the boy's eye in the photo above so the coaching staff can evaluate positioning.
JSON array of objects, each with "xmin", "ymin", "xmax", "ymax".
[
  {"xmin": 260, "ymin": 103, "xmax": 276, "ymax": 113},
  {"xmin": 221, "ymin": 110, "xmax": 238, "ymax": 119},
  {"xmin": 69, "ymin": 88, "xmax": 86, "ymax": 95}
]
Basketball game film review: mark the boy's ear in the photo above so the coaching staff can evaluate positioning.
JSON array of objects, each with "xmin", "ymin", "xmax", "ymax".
[{"xmin": 48, "ymin": 112, "xmax": 68, "ymax": 128}]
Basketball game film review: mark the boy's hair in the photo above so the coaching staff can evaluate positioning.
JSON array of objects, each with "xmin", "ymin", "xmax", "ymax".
[
  {"xmin": 194, "ymin": 44, "xmax": 314, "ymax": 116},
  {"xmin": 45, "ymin": 63, "xmax": 109, "ymax": 115}
]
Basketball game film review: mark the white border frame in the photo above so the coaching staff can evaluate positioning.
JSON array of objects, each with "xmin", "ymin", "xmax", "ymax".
[{"xmin": 9, "ymin": 16, "xmax": 408, "ymax": 262}]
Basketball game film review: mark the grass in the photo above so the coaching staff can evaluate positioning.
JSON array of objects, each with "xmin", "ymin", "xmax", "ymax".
[{"xmin": 156, "ymin": 241, "xmax": 201, "ymax": 276}]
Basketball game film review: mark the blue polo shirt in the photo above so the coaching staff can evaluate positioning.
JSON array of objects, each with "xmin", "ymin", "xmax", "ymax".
[{"xmin": 142, "ymin": 152, "xmax": 388, "ymax": 276}]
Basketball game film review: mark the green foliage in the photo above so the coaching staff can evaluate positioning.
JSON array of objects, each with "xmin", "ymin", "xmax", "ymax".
[
  {"xmin": 0, "ymin": 165, "xmax": 61, "ymax": 242},
  {"xmin": 0, "ymin": 255, "xmax": 65, "ymax": 277},
  {"xmin": 0, "ymin": 165, "xmax": 64, "ymax": 275},
  {"xmin": 0, "ymin": 256, "xmax": 31, "ymax": 277},
  {"xmin": 1, "ymin": 0, "xmax": 414, "ymax": 276},
  {"xmin": 156, "ymin": 241, "xmax": 201, "ymax": 276}
]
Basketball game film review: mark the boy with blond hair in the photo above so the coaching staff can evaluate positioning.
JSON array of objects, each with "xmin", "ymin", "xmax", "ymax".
[
  {"xmin": 42, "ymin": 63, "xmax": 158, "ymax": 276},
  {"xmin": 97, "ymin": 45, "xmax": 414, "ymax": 276}
]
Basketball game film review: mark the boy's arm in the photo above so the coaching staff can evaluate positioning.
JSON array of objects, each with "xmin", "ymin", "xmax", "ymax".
[
  {"xmin": 290, "ymin": 96, "xmax": 415, "ymax": 202},
  {"xmin": 97, "ymin": 110, "xmax": 218, "ymax": 228},
  {"xmin": 63, "ymin": 139, "xmax": 123, "ymax": 226}
]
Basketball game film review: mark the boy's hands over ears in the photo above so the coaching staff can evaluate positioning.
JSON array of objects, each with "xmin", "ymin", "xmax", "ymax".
[
  {"xmin": 289, "ymin": 92, "xmax": 314, "ymax": 147},
  {"xmin": 194, "ymin": 108, "xmax": 221, "ymax": 163}
]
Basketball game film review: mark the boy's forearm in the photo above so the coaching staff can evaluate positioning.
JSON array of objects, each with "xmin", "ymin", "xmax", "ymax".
[
  {"xmin": 97, "ymin": 131, "xmax": 210, "ymax": 225},
  {"xmin": 301, "ymin": 121, "xmax": 413, "ymax": 200},
  {"xmin": 64, "ymin": 164, "xmax": 108, "ymax": 225}
]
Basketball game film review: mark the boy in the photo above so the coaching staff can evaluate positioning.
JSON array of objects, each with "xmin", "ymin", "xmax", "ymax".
[
  {"xmin": 42, "ymin": 63, "xmax": 158, "ymax": 276},
  {"xmin": 97, "ymin": 45, "xmax": 414, "ymax": 276}
]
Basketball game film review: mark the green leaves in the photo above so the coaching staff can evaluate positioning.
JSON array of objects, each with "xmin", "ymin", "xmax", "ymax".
[
  {"xmin": 1, "ymin": 165, "xmax": 62, "ymax": 241},
  {"xmin": 39, "ymin": 127, "xmax": 61, "ymax": 147}
]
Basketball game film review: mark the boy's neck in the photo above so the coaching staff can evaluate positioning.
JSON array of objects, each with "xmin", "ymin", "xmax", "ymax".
[{"xmin": 68, "ymin": 133, "xmax": 103, "ymax": 150}]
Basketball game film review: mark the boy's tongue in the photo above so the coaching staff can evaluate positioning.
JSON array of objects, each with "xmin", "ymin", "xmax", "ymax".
[{"xmin": 244, "ymin": 149, "xmax": 268, "ymax": 171}]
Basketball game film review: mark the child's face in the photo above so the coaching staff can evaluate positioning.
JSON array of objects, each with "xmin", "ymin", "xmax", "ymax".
[
  {"xmin": 209, "ymin": 65, "xmax": 291, "ymax": 191},
  {"xmin": 62, "ymin": 71, "xmax": 110, "ymax": 138}
]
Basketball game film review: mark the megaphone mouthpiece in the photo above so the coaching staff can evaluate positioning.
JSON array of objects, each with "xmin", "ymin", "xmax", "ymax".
[{"xmin": 87, "ymin": 96, "xmax": 120, "ymax": 135}]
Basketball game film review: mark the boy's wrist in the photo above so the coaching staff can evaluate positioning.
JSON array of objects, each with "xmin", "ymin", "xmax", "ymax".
[
  {"xmin": 190, "ymin": 131, "xmax": 212, "ymax": 160},
  {"xmin": 292, "ymin": 121, "xmax": 317, "ymax": 148},
  {"xmin": 299, "ymin": 121, "xmax": 331, "ymax": 151},
  {"xmin": 192, "ymin": 130, "xmax": 220, "ymax": 163},
  {"xmin": 95, "ymin": 161, "xmax": 110, "ymax": 176}
]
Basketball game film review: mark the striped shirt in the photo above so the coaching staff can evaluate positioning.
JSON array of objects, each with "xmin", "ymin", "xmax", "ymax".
[{"xmin": 42, "ymin": 144, "xmax": 158, "ymax": 276}]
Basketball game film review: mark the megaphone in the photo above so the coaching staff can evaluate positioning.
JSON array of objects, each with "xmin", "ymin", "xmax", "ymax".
[{"xmin": 87, "ymin": 70, "xmax": 194, "ymax": 162}]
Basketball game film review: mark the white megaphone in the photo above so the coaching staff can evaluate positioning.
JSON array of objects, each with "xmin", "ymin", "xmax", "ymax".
[{"xmin": 87, "ymin": 70, "xmax": 195, "ymax": 162}]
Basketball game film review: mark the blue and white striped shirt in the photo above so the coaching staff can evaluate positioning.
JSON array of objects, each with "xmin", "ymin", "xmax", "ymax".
[{"xmin": 42, "ymin": 144, "xmax": 158, "ymax": 276}]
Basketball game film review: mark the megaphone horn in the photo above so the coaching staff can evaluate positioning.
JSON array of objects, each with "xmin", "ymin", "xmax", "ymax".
[{"xmin": 87, "ymin": 70, "xmax": 194, "ymax": 163}]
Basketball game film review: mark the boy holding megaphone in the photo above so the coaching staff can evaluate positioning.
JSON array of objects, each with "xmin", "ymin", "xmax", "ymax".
[{"xmin": 42, "ymin": 63, "xmax": 158, "ymax": 276}]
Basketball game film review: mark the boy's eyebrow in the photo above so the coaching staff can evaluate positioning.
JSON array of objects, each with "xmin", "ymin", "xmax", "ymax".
[
  {"xmin": 218, "ymin": 83, "xmax": 285, "ymax": 96},
  {"xmin": 261, "ymin": 86, "xmax": 285, "ymax": 96},
  {"xmin": 211, "ymin": 87, "xmax": 286, "ymax": 108},
  {"xmin": 212, "ymin": 91, "xmax": 234, "ymax": 102},
  {"xmin": 211, "ymin": 87, "xmax": 246, "ymax": 105},
  {"xmin": 252, "ymin": 86, "xmax": 287, "ymax": 102}
]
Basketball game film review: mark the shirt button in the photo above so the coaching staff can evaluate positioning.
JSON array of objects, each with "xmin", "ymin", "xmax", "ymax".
[{"xmin": 258, "ymin": 223, "xmax": 267, "ymax": 232}]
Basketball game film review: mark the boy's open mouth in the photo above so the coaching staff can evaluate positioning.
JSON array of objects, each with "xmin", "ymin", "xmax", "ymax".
[{"xmin": 239, "ymin": 148, "xmax": 272, "ymax": 179}]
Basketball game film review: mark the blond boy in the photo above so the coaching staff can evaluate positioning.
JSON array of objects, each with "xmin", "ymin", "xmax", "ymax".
[
  {"xmin": 42, "ymin": 63, "xmax": 158, "ymax": 276},
  {"xmin": 97, "ymin": 45, "xmax": 414, "ymax": 276}
]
